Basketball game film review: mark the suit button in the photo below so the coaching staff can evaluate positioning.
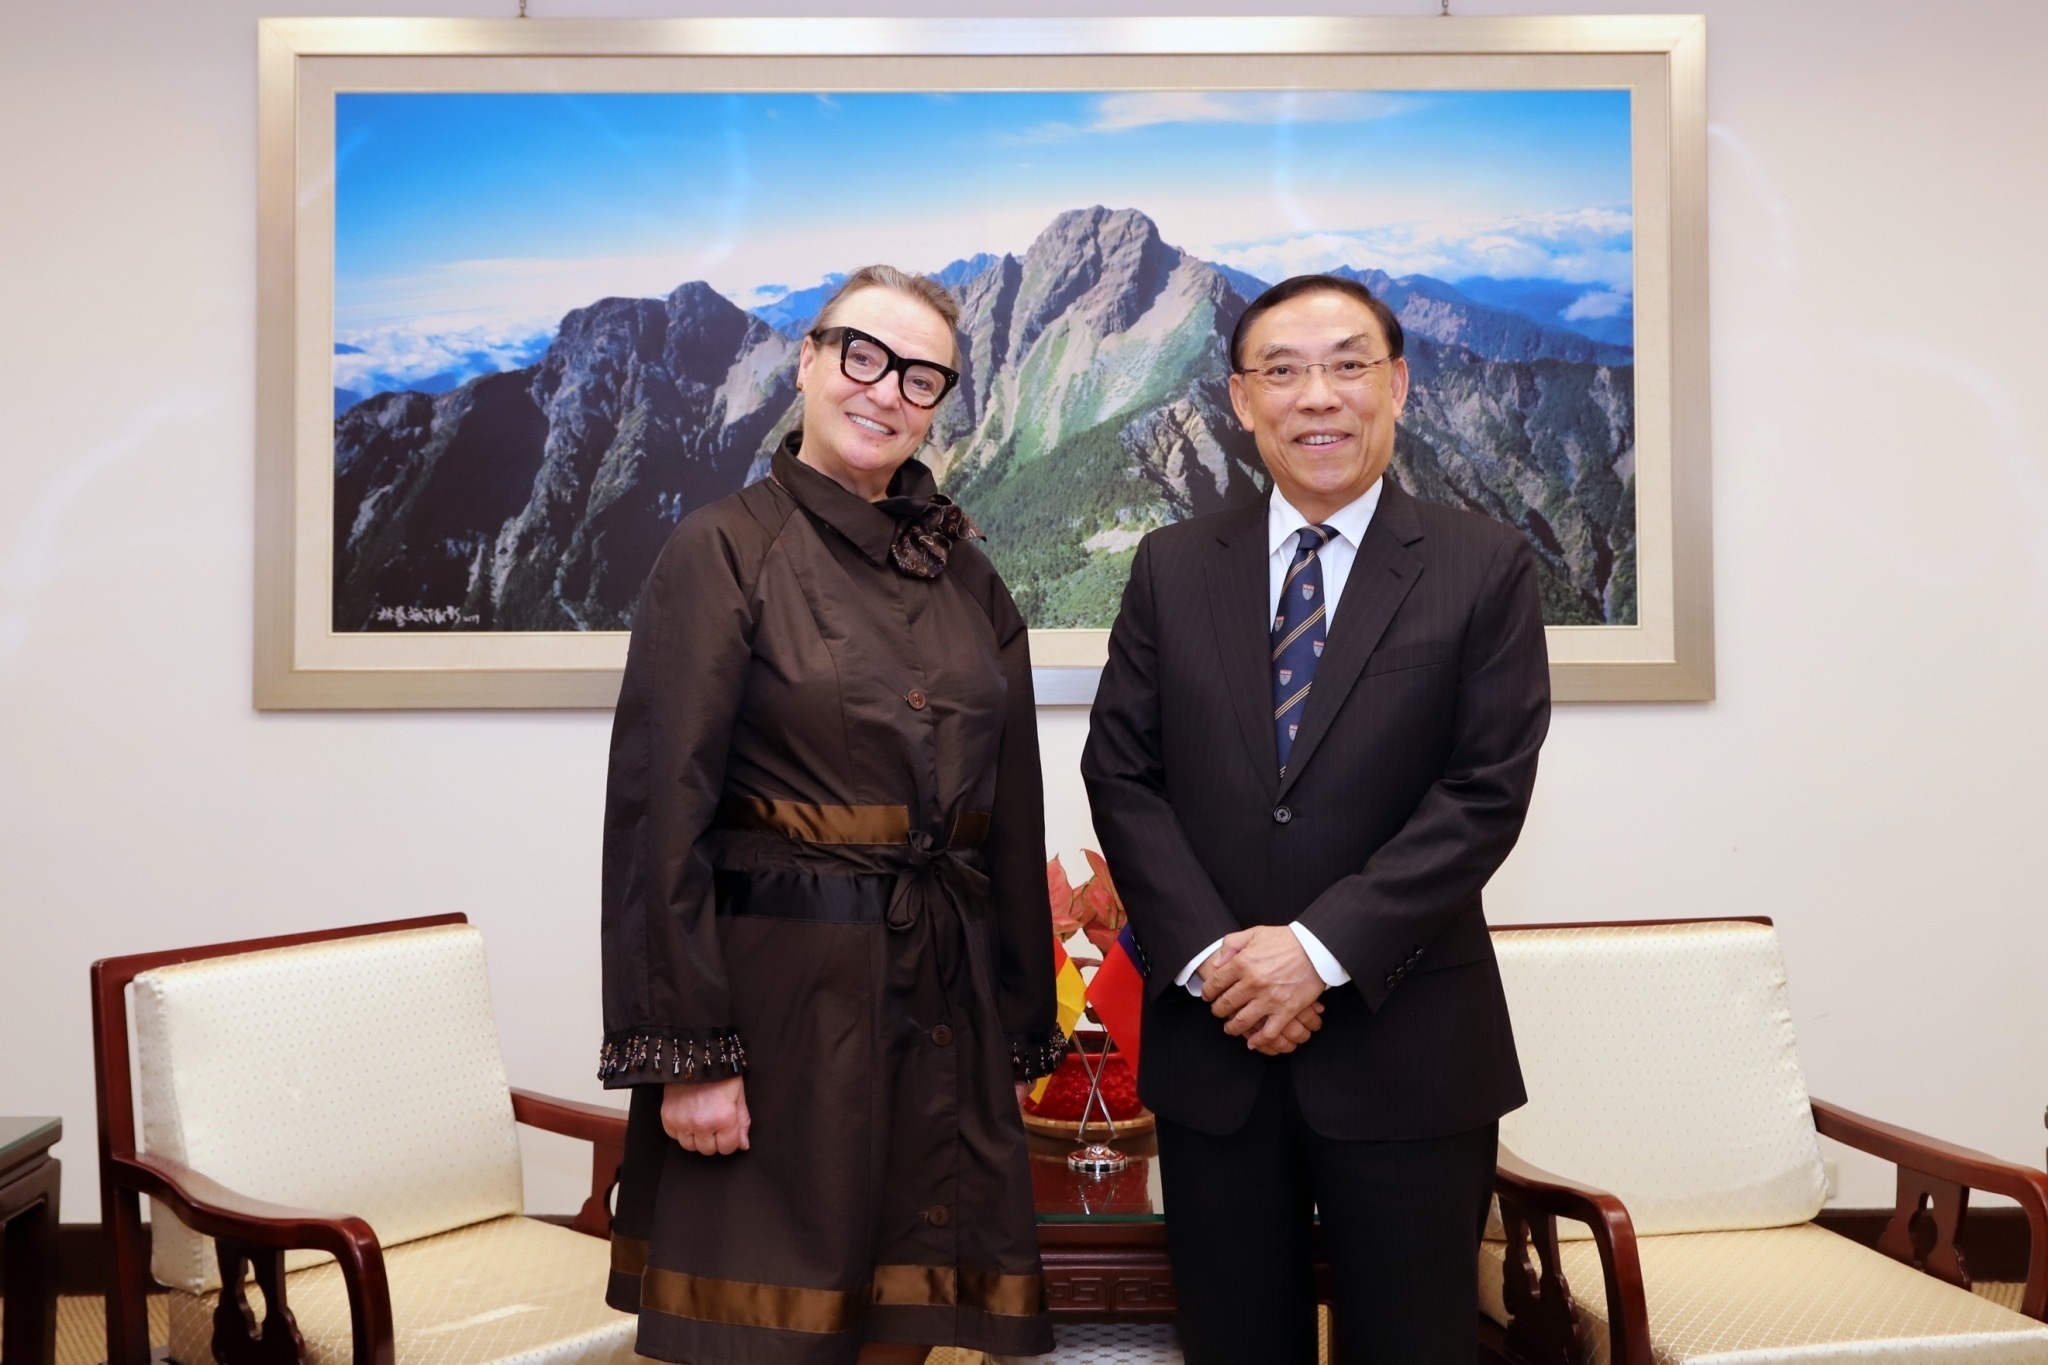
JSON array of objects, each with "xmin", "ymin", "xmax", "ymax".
[
  {"xmin": 1272, "ymin": 806, "xmax": 1293, "ymax": 824},
  {"xmin": 906, "ymin": 689, "xmax": 928, "ymax": 710},
  {"xmin": 927, "ymin": 1205, "xmax": 950, "ymax": 1227},
  {"xmin": 931, "ymin": 1024, "xmax": 953, "ymax": 1046}
]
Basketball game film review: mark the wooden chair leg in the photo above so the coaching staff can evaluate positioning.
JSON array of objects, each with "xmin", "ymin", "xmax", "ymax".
[
  {"xmin": 103, "ymin": 1184, "xmax": 157, "ymax": 1365},
  {"xmin": 1877, "ymin": 1168, "xmax": 1973, "ymax": 1291},
  {"xmin": 570, "ymin": 1135, "xmax": 624, "ymax": 1239},
  {"xmin": 212, "ymin": 1242, "xmax": 305, "ymax": 1365}
]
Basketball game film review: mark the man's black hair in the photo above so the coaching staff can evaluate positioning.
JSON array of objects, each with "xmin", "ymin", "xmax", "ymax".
[{"xmin": 1228, "ymin": 274, "xmax": 1406, "ymax": 371}]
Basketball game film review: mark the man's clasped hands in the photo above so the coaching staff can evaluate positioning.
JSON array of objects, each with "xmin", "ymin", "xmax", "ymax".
[{"xmin": 1199, "ymin": 925, "xmax": 1328, "ymax": 1056}]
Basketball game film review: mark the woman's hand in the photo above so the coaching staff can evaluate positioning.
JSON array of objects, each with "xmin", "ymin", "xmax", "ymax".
[{"xmin": 662, "ymin": 1076, "xmax": 751, "ymax": 1155}]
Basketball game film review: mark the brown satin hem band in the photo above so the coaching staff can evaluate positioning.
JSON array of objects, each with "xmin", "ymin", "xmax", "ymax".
[
  {"xmin": 872, "ymin": 1264, "xmax": 1046, "ymax": 1318},
  {"xmin": 642, "ymin": 1266, "xmax": 866, "ymax": 1335},
  {"xmin": 611, "ymin": 1235, "xmax": 649, "ymax": 1277},
  {"xmin": 716, "ymin": 796, "xmax": 989, "ymax": 849},
  {"xmin": 631, "ymin": 1261, "xmax": 1046, "ymax": 1335}
]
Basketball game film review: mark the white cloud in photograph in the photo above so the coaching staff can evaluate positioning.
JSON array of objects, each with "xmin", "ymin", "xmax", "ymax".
[
  {"xmin": 334, "ymin": 316, "xmax": 557, "ymax": 398},
  {"xmin": 1206, "ymin": 206, "xmax": 1635, "ymax": 289}
]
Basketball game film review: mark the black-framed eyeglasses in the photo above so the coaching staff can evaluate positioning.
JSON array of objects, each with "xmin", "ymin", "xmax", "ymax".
[
  {"xmin": 809, "ymin": 326, "xmax": 961, "ymax": 410},
  {"xmin": 1235, "ymin": 355, "xmax": 1393, "ymax": 394}
]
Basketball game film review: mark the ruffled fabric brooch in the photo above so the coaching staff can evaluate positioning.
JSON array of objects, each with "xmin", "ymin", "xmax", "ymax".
[{"xmin": 878, "ymin": 493, "xmax": 983, "ymax": 580}]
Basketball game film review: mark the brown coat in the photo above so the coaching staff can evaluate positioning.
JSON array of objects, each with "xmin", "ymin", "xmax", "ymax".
[{"xmin": 599, "ymin": 437, "xmax": 1059, "ymax": 1364}]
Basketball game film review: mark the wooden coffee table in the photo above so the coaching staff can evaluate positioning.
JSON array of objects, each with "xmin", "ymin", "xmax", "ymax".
[
  {"xmin": 0, "ymin": 1117, "xmax": 61, "ymax": 1365},
  {"xmin": 1032, "ymin": 1131, "xmax": 1177, "ymax": 1320}
]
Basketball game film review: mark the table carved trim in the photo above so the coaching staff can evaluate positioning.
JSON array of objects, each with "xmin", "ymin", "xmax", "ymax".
[{"xmin": 0, "ymin": 1117, "xmax": 62, "ymax": 1365}]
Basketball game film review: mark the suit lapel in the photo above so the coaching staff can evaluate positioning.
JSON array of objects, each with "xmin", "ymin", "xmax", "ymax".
[
  {"xmin": 1204, "ymin": 502, "xmax": 1279, "ymax": 799},
  {"xmin": 1277, "ymin": 483, "xmax": 1425, "ymax": 801}
]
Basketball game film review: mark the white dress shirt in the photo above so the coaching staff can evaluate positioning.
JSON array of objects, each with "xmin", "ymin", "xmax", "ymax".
[{"xmin": 1176, "ymin": 480, "xmax": 1385, "ymax": 998}]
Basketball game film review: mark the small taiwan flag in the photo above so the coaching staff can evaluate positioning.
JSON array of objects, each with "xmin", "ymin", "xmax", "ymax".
[
  {"xmin": 1278, "ymin": 668, "xmax": 1293, "ymax": 686},
  {"xmin": 1086, "ymin": 923, "xmax": 1149, "ymax": 1074},
  {"xmin": 1312, "ymin": 639, "xmax": 1325, "ymax": 657},
  {"xmin": 1302, "ymin": 582, "xmax": 1316, "ymax": 600}
]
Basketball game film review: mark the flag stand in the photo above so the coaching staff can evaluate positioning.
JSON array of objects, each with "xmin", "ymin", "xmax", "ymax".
[{"xmin": 1066, "ymin": 1023, "xmax": 1130, "ymax": 1175}]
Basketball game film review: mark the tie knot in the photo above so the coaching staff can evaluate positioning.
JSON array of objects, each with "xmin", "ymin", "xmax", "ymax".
[{"xmin": 1298, "ymin": 524, "xmax": 1336, "ymax": 554}]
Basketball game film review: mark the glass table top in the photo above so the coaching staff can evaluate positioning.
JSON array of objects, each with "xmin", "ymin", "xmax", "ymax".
[
  {"xmin": 0, "ymin": 1116, "xmax": 61, "ymax": 1169},
  {"xmin": 1029, "ymin": 1131, "xmax": 1163, "ymax": 1223}
]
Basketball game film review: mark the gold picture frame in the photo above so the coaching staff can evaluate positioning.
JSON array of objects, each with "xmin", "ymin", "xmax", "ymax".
[{"xmin": 256, "ymin": 15, "xmax": 1711, "ymax": 708}]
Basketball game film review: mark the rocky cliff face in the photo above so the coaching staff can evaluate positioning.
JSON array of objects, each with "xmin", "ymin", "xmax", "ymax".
[
  {"xmin": 335, "ymin": 282, "xmax": 793, "ymax": 631},
  {"xmin": 333, "ymin": 206, "xmax": 1635, "ymax": 632}
]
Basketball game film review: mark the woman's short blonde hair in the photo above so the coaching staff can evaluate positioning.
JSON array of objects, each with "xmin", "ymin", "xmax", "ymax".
[{"xmin": 811, "ymin": 265, "xmax": 963, "ymax": 361}]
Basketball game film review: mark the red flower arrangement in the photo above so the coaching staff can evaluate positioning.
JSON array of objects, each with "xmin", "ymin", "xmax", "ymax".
[{"xmin": 1021, "ymin": 1049, "xmax": 1144, "ymax": 1121}]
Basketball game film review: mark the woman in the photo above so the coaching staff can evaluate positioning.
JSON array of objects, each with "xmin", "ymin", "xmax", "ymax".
[{"xmin": 597, "ymin": 265, "xmax": 1063, "ymax": 1365}]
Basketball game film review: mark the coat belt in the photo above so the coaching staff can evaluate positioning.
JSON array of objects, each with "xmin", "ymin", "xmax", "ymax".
[{"xmin": 712, "ymin": 795, "xmax": 997, "ymax": 1006}]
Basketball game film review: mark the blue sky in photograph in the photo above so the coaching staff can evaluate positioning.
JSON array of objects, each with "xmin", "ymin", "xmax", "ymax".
[{"xmin": 333, "ymin": 88, "xmax": 1632, "ymax": 395}]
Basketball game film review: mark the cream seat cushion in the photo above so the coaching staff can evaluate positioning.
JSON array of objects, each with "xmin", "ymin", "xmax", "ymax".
[
  {"xmin": 1492, "ymin": 922, "xmax": 1828, "ymax": 1239},
  {"xmin": 135, "ymin": 925, "xmax": 525, "ymax": 1292},
  {"xmin": 1478, "ymin": 1223, "xmax": 2048, "ymax": 1364},
  {"xmin": 167, "ymin": 1215, "xmax": 641, "ymax": 1365}
]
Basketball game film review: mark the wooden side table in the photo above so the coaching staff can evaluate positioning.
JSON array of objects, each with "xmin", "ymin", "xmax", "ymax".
[{"xmin": 0, "ymin": 1118, "xmax": 61, "ymax": 1365}]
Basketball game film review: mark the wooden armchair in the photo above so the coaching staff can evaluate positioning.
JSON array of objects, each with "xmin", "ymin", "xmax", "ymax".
[
  {"xmin": 1480, "ymin": 918, "xmax": 2048, "ymax": 1365},
  {"xmin": 92, "ymin": 914, "xmax": 632, "ymax": 1365}
]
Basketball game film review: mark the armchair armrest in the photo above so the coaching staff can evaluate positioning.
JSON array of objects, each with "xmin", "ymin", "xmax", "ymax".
[
  {"xmin": 116, "ymin": 1152, "xmax": 377, "ymax": 1258},
  {"xmin": 1494, "ymin": 1145, "xmax": 1653, "ymax": 1365},
  {"xmin": 109, "ymin": 1152, "xmax": 395, "ymax": 1365},
  {"xmin": 510, "ymin": 1087, "xmax": 629, "ymax": 1145},
  {"xmin": 1812, "ymin": 1097, "xmax": 2048, "ymax": 1319},
  {"xmin": 510, "ymin": 1087, "xmax": 628, "ymax": 1240}
]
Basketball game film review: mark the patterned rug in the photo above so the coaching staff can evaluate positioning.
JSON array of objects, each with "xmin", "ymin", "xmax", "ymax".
[{"xmin": 9, "ymin": 1288, "xmax": 2021, "ymax": 1364}]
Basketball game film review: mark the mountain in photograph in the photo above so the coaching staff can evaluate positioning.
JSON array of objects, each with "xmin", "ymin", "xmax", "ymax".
[
  {"xmin": 1450, "ymin": 275, "xmax": 1636, "ymax": 350},
  {"xmin": 751, "ymin": 274, "xmax": 847, "ymax": 339},
  {"xmin": 1333, "ymin": 267, "xmax": 1634, "ymax": 367},
  {"xmin": 332, "ymin": 206, "xmax": 1636, "ymax": 633}
]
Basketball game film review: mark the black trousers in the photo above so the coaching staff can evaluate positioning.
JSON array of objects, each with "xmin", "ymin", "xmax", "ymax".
[{"xmin": 1155, "ymin": 1063, "xmax": 1497, "ymax": 1365}]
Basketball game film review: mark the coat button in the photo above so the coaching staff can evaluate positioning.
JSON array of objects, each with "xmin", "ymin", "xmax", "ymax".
[
  {"xmin": 927, "ymin": 1205, "xmax": 950, "ymax": 1227},
  {"xmin": 931, "ymin": 1024, "xmax": 953, "ymax": 1046},
  {"xmin": 1272, "ymin": 806, "xmax": 1293, "ymax": 824},
  {"xmin": 906, "ymin": 689, "xmax": 928, "ymax": 710}
]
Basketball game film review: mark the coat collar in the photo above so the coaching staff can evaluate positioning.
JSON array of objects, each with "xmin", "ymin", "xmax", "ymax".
[{"xmin": 771, "ymin": 430, "xmax": 941, "ymax": 569}]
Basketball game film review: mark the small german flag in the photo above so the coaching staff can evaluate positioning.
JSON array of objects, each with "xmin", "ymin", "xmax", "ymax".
[{"xmin": 1031, "ymin": 934, "xmax": 1089, "ymax": 1104}]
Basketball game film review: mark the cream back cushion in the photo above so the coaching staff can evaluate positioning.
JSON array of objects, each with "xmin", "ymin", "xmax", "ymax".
[
  {"xmin": 1493, "ymin": 920, "xmax": 1828, "ymax": 1238},
  {"xmin": 136, "ymin": 924, "xmax": 525, "ymax": 1293}
]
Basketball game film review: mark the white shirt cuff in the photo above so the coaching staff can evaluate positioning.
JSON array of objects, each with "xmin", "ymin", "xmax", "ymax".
[
  {"xmin": 1178, "ymin": 938, "xmax": 1226, "ymax": 997},
  {"xmin": 1289, "ymin": 922, "xmax": 1350, "ymax": 987}
]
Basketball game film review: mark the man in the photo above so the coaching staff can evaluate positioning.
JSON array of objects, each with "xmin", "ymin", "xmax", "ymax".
[{"xmin": 1081, "ymin": 275, "xmax": 1550, "ymax": 1362}]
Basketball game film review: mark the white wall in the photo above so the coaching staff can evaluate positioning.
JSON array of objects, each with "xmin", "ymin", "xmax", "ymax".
[{"xmin": 3, "ymin": 0, "xmax": 2044, "ymax": 1222}]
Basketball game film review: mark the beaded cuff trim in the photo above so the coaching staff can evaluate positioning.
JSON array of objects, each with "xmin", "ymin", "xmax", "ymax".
[
  {"xmin": 1010, "ymin": 1026, "xmax": 1071, "ymax": 1083},
  {"xmin": 597, "ymin": 1029, "xmax": 749, "ymax": 1084}
]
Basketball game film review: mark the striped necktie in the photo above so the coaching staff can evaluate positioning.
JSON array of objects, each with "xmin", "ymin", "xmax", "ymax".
[{"xmin": 1273, "ymin": 524, "xmax": 1336, "ymax": 775}]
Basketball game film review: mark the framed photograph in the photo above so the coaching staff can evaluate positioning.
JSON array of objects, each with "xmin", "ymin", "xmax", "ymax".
[{"xmin": 256, "ymin": 15, "xmax": 1711, "ymax": 708}]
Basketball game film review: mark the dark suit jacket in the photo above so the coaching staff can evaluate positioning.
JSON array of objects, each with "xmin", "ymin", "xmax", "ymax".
[{"xmin": 1081, "ymin": 482, "xmax": 1549, "ymax": 1142}]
